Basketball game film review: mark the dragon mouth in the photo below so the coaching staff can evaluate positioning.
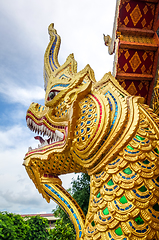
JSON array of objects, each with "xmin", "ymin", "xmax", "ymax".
[{"xmin": 26, "ymin": 116, "xmax": 65, "ymax": 153}]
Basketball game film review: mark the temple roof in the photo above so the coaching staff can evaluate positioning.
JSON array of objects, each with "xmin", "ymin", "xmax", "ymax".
[{"xmin": 105, "ymin": 0, "xmax": 159, "ymax": 106}]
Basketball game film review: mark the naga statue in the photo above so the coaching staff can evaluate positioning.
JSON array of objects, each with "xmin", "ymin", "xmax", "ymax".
[{"xmin": 24, "ymin": 23, "xmax": 159, "ymax": 240}]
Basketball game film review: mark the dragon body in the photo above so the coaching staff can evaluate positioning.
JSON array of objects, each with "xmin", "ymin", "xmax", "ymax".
[{"xmin": 24, "ymin": 24, "xmax": 159, "ymax": 239}]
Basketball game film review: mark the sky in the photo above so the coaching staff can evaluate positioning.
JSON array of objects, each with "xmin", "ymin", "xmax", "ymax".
[{"xmin": 0, "ymin": 0, "xmax": 116, "ymax": 214}]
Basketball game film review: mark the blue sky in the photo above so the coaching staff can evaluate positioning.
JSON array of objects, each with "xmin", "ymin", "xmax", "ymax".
[{"xmin": 0, "ymin": 0, "xmax": 116, "ymax": 214}]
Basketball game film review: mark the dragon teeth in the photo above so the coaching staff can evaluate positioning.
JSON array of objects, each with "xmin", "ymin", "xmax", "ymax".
[
  {"xmin": 50, "ymin": 131, "xmax": 53, "ymax": 139},
  {"xmin": 55, "ymin": 130, "xmax": 64, "ymax": 140},
  {"xmin": 29, "ymin": 118, "xmax": 32, "ymax": 125},
  {"xmin": 32, "ymin": 122, "xmax": 35, "ymax": 130},
  {"xmin": 27, "ymin": 118, "xmax": 30, "ymax": 125},
  {"xmin": 40, "ymin": 125, "xmax": 43, "ymax": 133},
  {"xmin": 27, "ymin": 117, "xmax": 65, "ymax": 152},
  {"xmin": 47, "ymin": 129, "xmax": 50, "ymax": 136}
]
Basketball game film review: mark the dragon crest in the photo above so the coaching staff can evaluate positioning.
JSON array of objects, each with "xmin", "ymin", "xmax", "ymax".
[{"xmin": 24, "ymin": 24, "xmax": 159, "ymax": 239}]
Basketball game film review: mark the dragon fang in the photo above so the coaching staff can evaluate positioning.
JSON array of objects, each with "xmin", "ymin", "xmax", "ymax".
[{"xmin": 24, "ymin": 23, "xmax": 159, "ymax": 239}]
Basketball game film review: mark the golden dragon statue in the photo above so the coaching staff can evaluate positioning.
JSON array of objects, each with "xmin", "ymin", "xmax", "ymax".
[{"xmin": 24, "ymin": 24, "xmax": 159, "ymax": 240}]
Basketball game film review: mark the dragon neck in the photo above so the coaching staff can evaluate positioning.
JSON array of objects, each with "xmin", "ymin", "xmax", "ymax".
[{"xmin": 72, "ymin": 90, "xmax": 140, "ymax": 175}]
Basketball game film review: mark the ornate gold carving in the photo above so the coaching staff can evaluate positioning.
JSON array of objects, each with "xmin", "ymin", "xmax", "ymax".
[
  {"xmin": 142, "ymin": 52, "xmax": 148, "ymax": 61},
  {"xmin": 148, "ymin": 65, "xmax": 152, "ymax": 74},
  {"xmin": 124, "ymin": 50, "xmax": 130, "ymax": 60},
  {"xmin": 118, "ymin": 49, "xmax": 123, "ymax": 58},
  {"xmin": 123, "ymin": 63, "xmax": 129, "ymax": 72},
  {"xmin": 148, "ymin": 19, "xmax": 153, "ymax": 30},
  {"xmin": 125, "ymin": 3, "xmax": 131, "ymax": 12},
  {"xmin": 153, "ymin": 70, "xmax": 159, "ymax": 114},
  {"xmin": 143, "ymin": 5, "xmax": 148, "ymax": 15},
  {"xmin": 141, "ymin": 65, "xmax": 146, "ymax": 74},
  {"xmin": 149, "ymin": 52, "xmax": 154, "ymax": 62},
  {"xmin": 145, "ymin": 81, "xmax": 149, "ymax": 91},
  {"xmin": 122, "ymin": 35, "xmax": 154, "ymax": 44},
  {"xmin": 129, "ymin": 52, "xmax": 141, "ymax": 72},
  {"xmin": 130, "ymin": 4, "xmax": 142, "ymax": 26},
  {"xmin": 103, "ymin": 34, "xmax": 111, "ymax": 47},
  {"xmin": 141, "ymin": 18, "xmax": 146, "ymax": 28},
  {"xmin": 124, "ymin": 16, "xmax": 129, "ymax": 26},
  {"xmin": 121, "ymin": 81, "xmax": 126, "ymax": 89},
  {"xmin": 138, "ymin": 82, "xmax": 143, "ymax": 91},
  {"xmin": 127, "ymin": 82, "xmax": 137, "ymax": 95},
  {"xmin": 149, "ymin": 3, "xmax": 155, "ymax": 16},
  {"xmin": 24, "ymin": 24, "xmax": 159, "ymax": 240}
]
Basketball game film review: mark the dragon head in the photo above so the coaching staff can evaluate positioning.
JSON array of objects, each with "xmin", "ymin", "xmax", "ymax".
[
  {"xmin": 24, "ymin": 24, "xmax": 141, "ymax": 202},
  {"xmin": 23, "ymin": 24, "xmax": 99, "ymax": 193}
]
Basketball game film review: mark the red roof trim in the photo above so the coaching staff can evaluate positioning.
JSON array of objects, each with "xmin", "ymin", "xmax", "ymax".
[{"xmin": 20, "ymin": 213, "xmax": 54, "ymax": 217}]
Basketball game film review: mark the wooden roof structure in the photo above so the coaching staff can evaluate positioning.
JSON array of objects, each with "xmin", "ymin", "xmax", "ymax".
[{"xmin": 105, "ymin": 0, "xmax": 159, "ymax": 106}]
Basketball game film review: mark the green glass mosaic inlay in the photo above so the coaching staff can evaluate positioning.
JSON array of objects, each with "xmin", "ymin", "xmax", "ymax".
[
  {"xmin": 107, "ymin": 179, "xmax": 114, "ymax": 186},
  {"xmin": 120, "ymin": 195, "xmax": 128, "ymax": 204},
  {"xmin": 136, "ymin": 135, "xmax": 145, "ymax": 141},
  {"xmin": 127, "ymin": 145, "xmax": 134, "ymax": 150},
  {"xmin": 143, "ymin": 159, "xmax": 150, "ymax": 164},
  {"xmin": 134, "ymin": 215, "xmax": 144, "ymax": 225},
  {"xmin": 96, "ymin": 192, "xmax": 101, "ymax": 198},
  {"xmin": 154, "ymin": 148, "xmax": 159, "ymax": 154},
  {"xmin": 103, "ymin": 207, "xmax": 109, "ymax": 215},
  {"xmin": 138, "ymin": 185, "xmax": 147, "ymax": 192},
  {"xmin": 118, "ymin": 92, "xmax": 125, "ymax": 98},
  {"xmin": 91, "ymin": 221, "xmax": 95, "ymax": 227},
  {"xmin": 156, "ymin": 176, "xmax": 159, "ymax": 182},
  {"xmin": 123, "ymin": 167, "xmax": 132, "ymax": 175},
  {"xmin": 153, "ymin": 203, "xmax": 159, "ymax": 212},
  {"xmin": 115, "ymin": 227, "xmax": 123, "ymax": 236}
]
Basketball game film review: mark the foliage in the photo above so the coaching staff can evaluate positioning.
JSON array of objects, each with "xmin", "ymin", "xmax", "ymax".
[
  {"xmin": 0, "ymin": 212, "xmax": 28, "ymax": 240},
  {"xmin": 53, "ymin": 204, "xmax": 69, "ymax": 225},
  {"xmin": 0, "ymin": 212, "xmax": 16, "ymax": 240},
  {"xmin": 53, "ymin": 173, "xmax": 90, "ymax": 235},
  {"xmin": 49, "ymin": 218, "xmax": 75, "ymax": 240},
  {"xmin": 26, "ymin": 215, "xmax": 50, "ymax": 240},
  {"xmin": 0, "ymin": 174, "xmax": 90, "ymax": 239},
  {"xmin": 71, "ymin": 173, "xmax": 90, "ymax": 216},
  {"xmin": 0, "ymin": 212, "xmax": 50, "ymax": 240}
]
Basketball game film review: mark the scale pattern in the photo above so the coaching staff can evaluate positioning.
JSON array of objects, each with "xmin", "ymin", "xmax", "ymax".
[
  {"xmin": 83, "ymin": 104, "xmax": 159, "ymax": 240},
  {"xmin": 24, "ymin": 24, "xmax": 159, "ymax": 240}
]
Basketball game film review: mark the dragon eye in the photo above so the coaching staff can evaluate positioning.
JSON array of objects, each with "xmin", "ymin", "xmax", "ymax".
[
  {"xmin": 47, "ymin": 90, "xmax": 59, "ymax": 101},
  {"xmin": 48, "ymin": 91, "xmax": 55, "ymax": 100}
]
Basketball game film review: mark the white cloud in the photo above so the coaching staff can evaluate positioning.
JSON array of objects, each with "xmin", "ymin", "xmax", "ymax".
[
  {"xmin": 0, "ymin": 123, "xmax": 77, "ymax": 214},
  {"xmin": 0, "ymin": 0, "xmax": 117, "ymax": 214},
  {"xmin": 0, "ymin": 0, "xmax": 116, "ymax": 80},
  {"xmin": 0, "ymin": 83, "xmax": 45, "ymax": 106}
]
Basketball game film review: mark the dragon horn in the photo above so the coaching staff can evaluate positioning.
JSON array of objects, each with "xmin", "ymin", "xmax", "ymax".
[{"xmin": 44, "ymin": 23, "xmax": 61, "ymax": 90}]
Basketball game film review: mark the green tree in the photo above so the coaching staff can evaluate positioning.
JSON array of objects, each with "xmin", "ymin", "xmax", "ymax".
[
  {"xmin": 6, "ymin": 212, "xmax": 29, "ymax": 239},
  {"xmin": 0, "ymin": 212, "xmax": 16, "ymax": 240},
  {"xmin": 0, "ymin": 212, "xmax": 51, "ymax": 240},
  {"xmin": 53, "ymin": 173, "xmax": 90, "ymax": 237},
  {"xmin": 54, "ymin": 173, "xmax": 90, "ymax": 219},
  {"xmin": 26, "ymin": 215, "xmax": 50, "ymax": 240},
  {"xmin": 71, "ymin": 173, "xmax": 90, "ymax": 216},
  {"xmin": 49, "ymin": 218, "xmax": 75, "ymax": 240},
  {"xmin": 0, "ymin": 212, "xmax": 28, "ymax": 240}
]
